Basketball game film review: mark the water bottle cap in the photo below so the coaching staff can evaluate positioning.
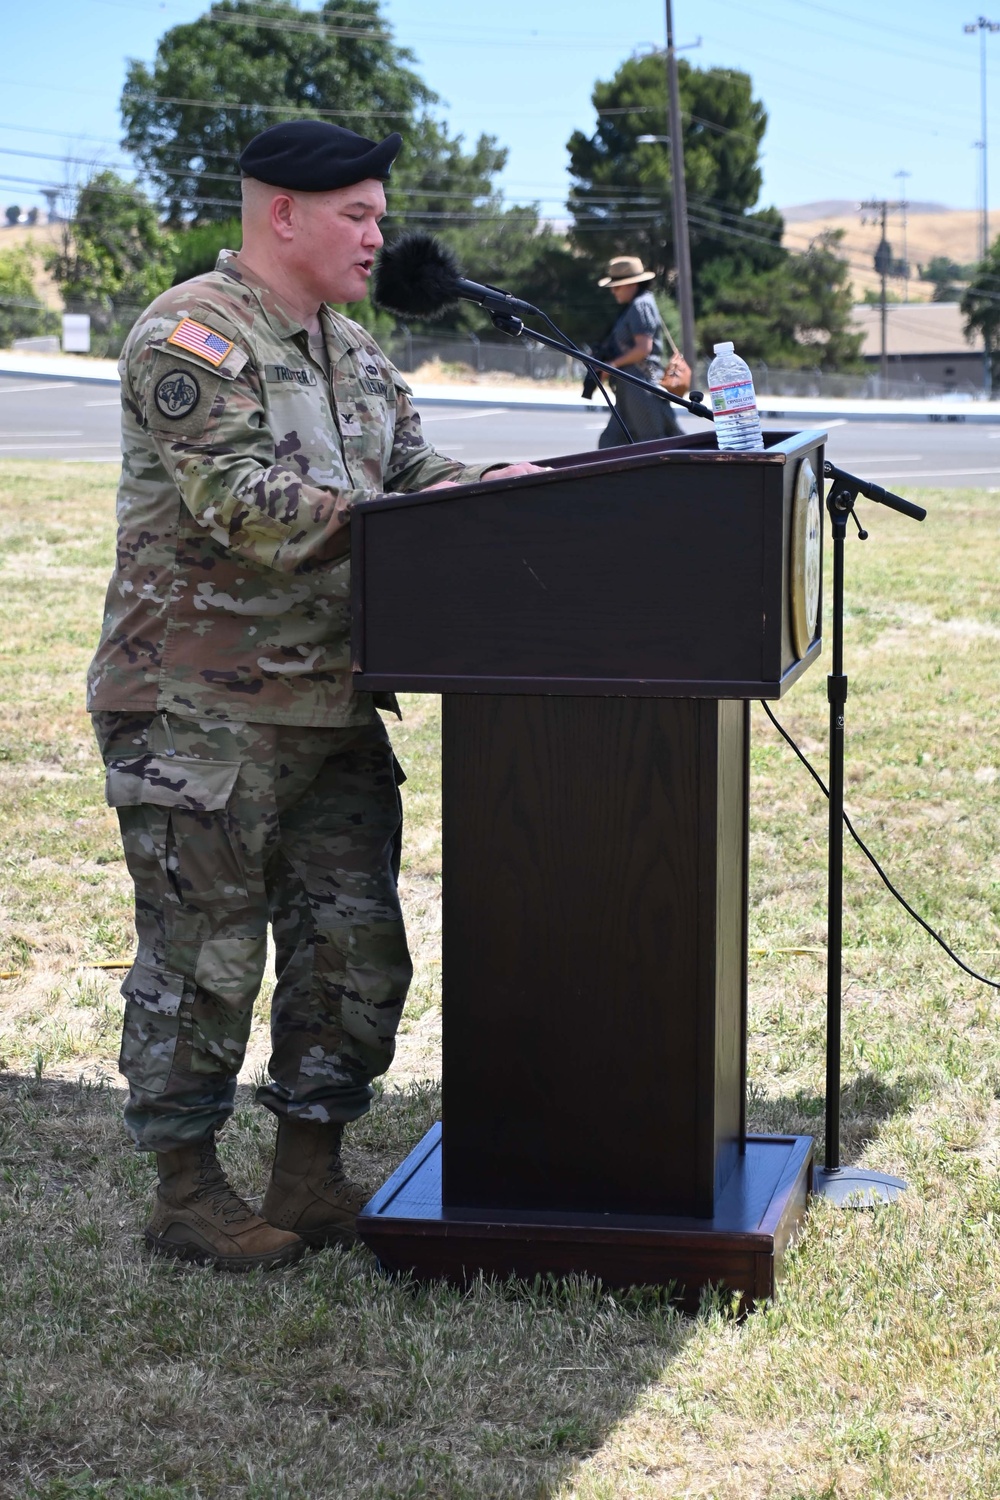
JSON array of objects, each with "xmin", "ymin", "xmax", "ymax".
[{"xmin": 713, "ymin": 341, "xmax": 735, "ymax": 354}]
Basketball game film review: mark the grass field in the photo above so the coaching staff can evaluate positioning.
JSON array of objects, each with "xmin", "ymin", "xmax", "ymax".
[{"xmin": 1, "ymin": 460, "xmax": 998, "ymax": 1499}]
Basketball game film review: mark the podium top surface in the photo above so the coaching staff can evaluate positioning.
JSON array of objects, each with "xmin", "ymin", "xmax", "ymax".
[
  {"xmin": 359, "ymin": 427, "xmax": 823, "ymax": 514},
  {"xmin": 350, "ymin": 427, "xmax": 826, "ymax": 699}
]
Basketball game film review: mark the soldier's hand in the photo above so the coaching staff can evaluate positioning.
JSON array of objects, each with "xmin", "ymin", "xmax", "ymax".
[{"xmin": 481, "ymin": 463, "xmax": 551, "ymax": 482}]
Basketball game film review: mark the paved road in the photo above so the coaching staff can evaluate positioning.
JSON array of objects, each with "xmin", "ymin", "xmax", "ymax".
[{"xmin": 1, "ymin": 375, "xmax": 998, "ymax": 490}]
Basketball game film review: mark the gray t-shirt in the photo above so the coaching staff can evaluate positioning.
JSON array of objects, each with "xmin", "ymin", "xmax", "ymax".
[{"xmin": 609, "ymin": 289, "xmax": 664, "ymax": 381}]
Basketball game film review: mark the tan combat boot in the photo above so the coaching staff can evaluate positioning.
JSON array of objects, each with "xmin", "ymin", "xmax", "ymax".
[
  {"xmin": 263, "ymin": 1119, "xmax": 369, "ymax": 1247},
  {"xmin": 145, "ymin": 1135, "xmax": 304, "ymax": 1271}
]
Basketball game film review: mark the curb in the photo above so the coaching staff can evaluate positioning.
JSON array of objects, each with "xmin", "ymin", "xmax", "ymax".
[{"xmin": 3, "ymin": 354, "xmax": 1000, "ymax": 422}]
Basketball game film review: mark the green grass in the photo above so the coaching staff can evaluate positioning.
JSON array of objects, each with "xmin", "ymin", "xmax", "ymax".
[{"xmin": 1, "ymin": 461, "xmax": 999, "ymax": 1498}]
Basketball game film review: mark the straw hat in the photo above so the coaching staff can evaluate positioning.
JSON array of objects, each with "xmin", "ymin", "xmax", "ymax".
[{"xmin": 598, "ymin": 255, "xmax": 657, "ymax": 288}]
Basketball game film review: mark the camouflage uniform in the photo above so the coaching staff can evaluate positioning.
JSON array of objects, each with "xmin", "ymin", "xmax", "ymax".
[{"xmin": 89, "ymin": 251, "xmax": 497, "ymax": 1151}]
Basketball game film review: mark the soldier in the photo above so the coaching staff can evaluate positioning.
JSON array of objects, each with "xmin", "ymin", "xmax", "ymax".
[{"xmin": 88, "ymin": 119, "xmax": 544, "ymax": 1270}]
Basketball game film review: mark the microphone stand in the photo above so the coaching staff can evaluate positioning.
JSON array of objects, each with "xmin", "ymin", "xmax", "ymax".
[
  {"xmin": 485, "ymin": 309, "xmax": 716, "ymax": 425},
  {"xmin": 814, "ymin": 462, "xmax": 926, "ymax": 1208}
]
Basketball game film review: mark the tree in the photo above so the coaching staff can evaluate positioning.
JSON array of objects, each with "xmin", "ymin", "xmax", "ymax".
[
  {"xmin": 131, "ymin": 0, "xmax": 558, "ymax": 342},
  {"xmin": 0, "ymin": 249, "xmax": 59, "ymax": 348},
  {"xmin": 919, "ymin": 255, "xmax": 973, "ymax": 302},
  {"xmin": 121, "ymin": 0, "xmax": 433, "ymax": 225},
  {"xmin": 566, "ymin": 53, "xmax": 859, "ymax": 367},
  {"xmin": 961, "ymin": 239, "xmax": 1000, "ymax": 383},
  {"xmin": 567, "ymin": 52, "xmax": 774, "ymax": 285},
  {"xmin": 170, "ymin": 217, "xmax": 242, "ymax": 284},
  {"xmin": 698, "ymin": 231, "xmax": 862, "ymax": 370},
  {"xmin": 46, "ymin": 171, "xmax": 175, "ymax": 347},
  {"xmin": 5, "ymin": 206, "xmax": 20, "ymax": 226}
]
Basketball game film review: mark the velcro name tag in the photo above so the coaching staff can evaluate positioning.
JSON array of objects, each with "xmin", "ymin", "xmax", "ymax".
[
  {"xmin": 167, "ymin": 318, "xmax": 235, "ymax": 368},
  {"xmin": 264, "ymin": 363, "xmax": 317, "ymax": 386},
  {"xmin": 361, "ymin": 376, "xmax": 389, "ymax": 398}
]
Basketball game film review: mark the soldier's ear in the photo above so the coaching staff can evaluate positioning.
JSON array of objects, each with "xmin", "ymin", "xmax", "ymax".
[{"xmin": 270, "ymin": 193, "xmax": 297, "ymax": 242}]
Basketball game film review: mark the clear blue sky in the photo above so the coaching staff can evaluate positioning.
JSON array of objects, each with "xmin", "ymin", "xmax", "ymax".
[{"xmin": 0, "ymin": 0, "xmax": 993, "ymax": 219}]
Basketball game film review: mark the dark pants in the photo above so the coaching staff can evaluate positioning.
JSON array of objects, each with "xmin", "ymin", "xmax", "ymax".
[
  {"xmin": 598, "ymin": 372, "xmax": 682, "ymax": 448},
  {"xmin": 93, "ymin": 710, "xmax": 412, "ymax": 1152}
]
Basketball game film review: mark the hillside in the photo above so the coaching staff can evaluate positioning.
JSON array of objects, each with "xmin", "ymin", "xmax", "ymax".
[{"xmin": 779, "ymin": 205, "xmax": 983, "ymax": 302}]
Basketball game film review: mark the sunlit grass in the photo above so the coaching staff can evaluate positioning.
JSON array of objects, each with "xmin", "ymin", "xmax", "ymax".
[{"xmin": 1, "ymin": 462, "xmax": 999, "ymax": 1497}]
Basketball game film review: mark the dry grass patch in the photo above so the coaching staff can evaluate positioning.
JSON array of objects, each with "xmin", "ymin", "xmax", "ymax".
[{"xmin": 1, "ymin": 462, "xmax": 999, "ymax": 1497}]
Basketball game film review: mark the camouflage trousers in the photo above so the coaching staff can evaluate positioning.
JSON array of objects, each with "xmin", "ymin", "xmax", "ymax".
[{"xmin": 92, "ymin": 710, "xmax": 412, "ymax": 1152}]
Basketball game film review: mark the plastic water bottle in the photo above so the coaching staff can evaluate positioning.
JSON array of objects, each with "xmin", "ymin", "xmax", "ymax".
[{"xmin": 707, "ymin": 342, "xmax": 764, "ymax": 452}]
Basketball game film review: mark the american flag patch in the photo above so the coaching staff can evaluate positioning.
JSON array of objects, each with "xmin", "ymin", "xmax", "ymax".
[{"xmin": 166, "ymin": 318, "xmax": 234, "ymax": 367}]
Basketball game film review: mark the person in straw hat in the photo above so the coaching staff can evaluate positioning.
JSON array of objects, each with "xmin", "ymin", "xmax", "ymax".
[{"xmin": 594, "ymin": 254, "xmax": 682, "ymax": 448}]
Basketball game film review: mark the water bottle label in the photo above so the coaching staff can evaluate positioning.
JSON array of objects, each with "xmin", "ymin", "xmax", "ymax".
[{"xmin": 709, "ymin": 379, "xmax": 756, "ymax": 414}]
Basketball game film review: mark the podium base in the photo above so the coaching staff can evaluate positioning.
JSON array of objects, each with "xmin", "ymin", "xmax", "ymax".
[{"xmin": 358, "ymin": 1125, "xmax": 813, "ymax": 1312}]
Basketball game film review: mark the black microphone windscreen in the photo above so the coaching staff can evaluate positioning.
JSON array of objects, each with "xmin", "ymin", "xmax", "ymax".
[{"xmin": 372, "ymin": 231, "xmax": 462, "ymax": 318}]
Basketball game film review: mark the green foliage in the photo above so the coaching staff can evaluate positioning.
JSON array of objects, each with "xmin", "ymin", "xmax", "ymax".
[
  {"xmin": 170, "ymin": 216, "xmax": 242, "ymax": 284},
  {"xmin": 121, "ymin": 0, "xmax": 563, "ymax": 343},
  {"xmin": 567, "ymin": 53, "xmax": 768, "ymax": 282},
  {"xmin": 5, "ymin": 205, "xmax": 21, "ymax": 227},
  {"xmin": 45, "ymin": 171, "xmax": 174, "ymax": 352},
  {"xmin": 0, "ymin": 249, "xmax": 58, "ymax": 348},
  {"xmin": 121, "ymin": 0, "xmax": 432, "ymax": 226},
  {"xmin": 960, "ymin": 237, "xmax": 1000, "ymax": 382},
  {"xmin": 379, "ymin": 119, "xmax": 560, "ymax": 336},
  {"xmin": 698, "ymin": 230, "xmax": 863, "ymax": 369},
  {"xmin": 862, "ymin": 287, "xmax": 903, "ymax": 305},
  {"xmin": 920, "ymin": 255, "xmax": 976, "ymax": 302},
  {"xmin": 566, "ymin": 54, "xmax": 858, "ymax": 367}
]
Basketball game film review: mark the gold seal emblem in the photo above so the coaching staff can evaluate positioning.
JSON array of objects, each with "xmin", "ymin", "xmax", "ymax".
[{"xmin": 790, "ymin": 457, "xmax": 822, "ymax": 659}]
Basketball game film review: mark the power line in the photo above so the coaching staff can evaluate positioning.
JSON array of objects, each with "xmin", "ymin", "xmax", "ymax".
[{"xmin": 122, "ymin": 91, "xmax": 410, "ymax": 118}]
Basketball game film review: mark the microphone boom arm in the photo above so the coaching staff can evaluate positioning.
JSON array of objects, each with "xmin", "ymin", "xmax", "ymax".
[{"xmin": 487, "ymin": 310, "xmax": 715, "ymax": 423}]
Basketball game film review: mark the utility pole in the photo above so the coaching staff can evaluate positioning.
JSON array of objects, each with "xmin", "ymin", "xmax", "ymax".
[
  {"xmin": 964, "ymin": 17, "xmax": 999, "ymax": 396},
  {"xmin": 894, "ymin": 170, "xmax": 911, "ymax": 302},
  {"xmin": 862, "ymin": 199, "xmax": 895, "ymax": 395},
  {"xmin": 666, "ymin": 0, "xmax": 697, "ymax": 374}
]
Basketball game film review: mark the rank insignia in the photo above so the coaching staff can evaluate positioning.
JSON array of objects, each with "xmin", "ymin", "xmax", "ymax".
[{"xmin": 167, "ymin": 318, "xmax": 235, "ymax": 367}]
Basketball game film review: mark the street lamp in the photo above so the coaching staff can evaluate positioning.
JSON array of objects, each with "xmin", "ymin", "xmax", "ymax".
[
  {"xmin": 964, "ymin": 17, "xmax": 999, "ymax": 395},
  {"xmin": 965, "ymin": 16, "xmax": 1000, "ymax": 259}
]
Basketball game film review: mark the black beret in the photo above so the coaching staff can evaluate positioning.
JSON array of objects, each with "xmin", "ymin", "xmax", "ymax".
[{"xmin": 239, "ymin": 120, "xmax": 402, "ymax": 191}]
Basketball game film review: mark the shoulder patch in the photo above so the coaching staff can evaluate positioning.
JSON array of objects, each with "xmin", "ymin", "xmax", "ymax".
[
  {"xmin": 166, "ymin": 318, "xmax": 235, "ymax": 368},
  {"xmin": 154, "ymin": 367, "xmax": 201, "ymax": 420}
]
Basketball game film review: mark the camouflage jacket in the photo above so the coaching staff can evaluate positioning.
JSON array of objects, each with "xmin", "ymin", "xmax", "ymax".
[{"xmin": 88, "ymin": 250, "xmax": 499, "ymax": 726}]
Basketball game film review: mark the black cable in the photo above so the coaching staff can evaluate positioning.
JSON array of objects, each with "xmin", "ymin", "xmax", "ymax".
[{"xmin": 759, "ymin": 699, "xmax": 1000, "ymax": 991}]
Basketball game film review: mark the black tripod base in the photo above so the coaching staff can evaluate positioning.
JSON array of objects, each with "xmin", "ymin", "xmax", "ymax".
[{"xmin": 813, "ymin": 1165, "xmax": 907, "ymax": 1207}]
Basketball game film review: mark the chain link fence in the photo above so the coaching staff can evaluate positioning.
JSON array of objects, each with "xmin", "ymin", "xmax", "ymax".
[
  {"xmin": 751, "ymin": 362, "xmax": 985, "ymax": 402},
  {"xmin": 2, "ymin": 309, "xmax": 989, "ymax": 401},
  {"xmin": 383, "ymin": 331, "xmax": 578, "ymax": 382}
]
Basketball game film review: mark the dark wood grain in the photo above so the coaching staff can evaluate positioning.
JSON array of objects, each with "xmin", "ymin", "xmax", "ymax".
[
  {"xmin": 350, "ymin": 430, "xmax": 826, "ymax": 697},
  {"xmin": 440, "ymin": 694, "xmax": 747, "ymax": 1219},
  {"xmin": 349, "ymin": 429, "xmax": 824, "ymax": 1293},
  {"xmin": 359, "ymin": 1124, "xmax": 814, "ymax": 1310}
]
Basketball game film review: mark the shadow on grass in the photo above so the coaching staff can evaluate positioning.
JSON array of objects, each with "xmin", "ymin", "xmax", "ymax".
[
  {"xmin": 747, "ymin": 1067, "xmax": 925, "ymax": 1164},
  {"xmin": 0, "ymin": 1069, "xmax": 700, "ymax": 1500}
]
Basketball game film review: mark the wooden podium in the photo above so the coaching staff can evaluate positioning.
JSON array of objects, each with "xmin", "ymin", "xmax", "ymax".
[{"xmin": 352, "ymin": 427, "xmax": 825, "ymax": 1307}]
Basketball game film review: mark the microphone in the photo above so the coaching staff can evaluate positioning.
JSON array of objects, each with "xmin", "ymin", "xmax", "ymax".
[
  {"xmin": 373, "ymin": 231, "xmax": 540, "ymax": 319},
  {"xmin": 824, "ymin": 462, "xmax": 927, "ymax": 522},
  {"xmin": 372, "ymin": 230, "xmax": 715, "ymax": 426}
]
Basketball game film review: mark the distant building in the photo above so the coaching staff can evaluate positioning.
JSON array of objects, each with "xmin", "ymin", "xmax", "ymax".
[{"xmin": 850, "ymin": 302, "xmax": 983, "ymax": 391}]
